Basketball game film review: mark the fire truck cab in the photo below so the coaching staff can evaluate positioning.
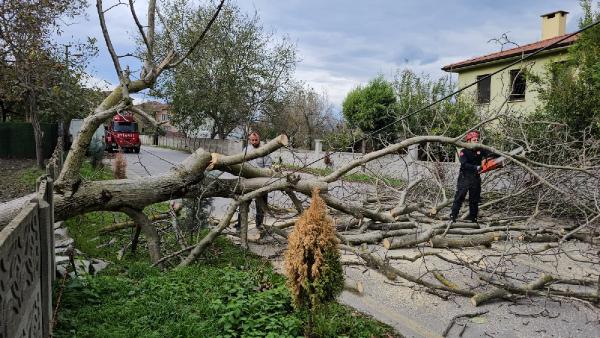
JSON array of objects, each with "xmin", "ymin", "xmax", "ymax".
[{"xmin": 104, "ymin": 112, "xmax": 141, "ymax": 153}]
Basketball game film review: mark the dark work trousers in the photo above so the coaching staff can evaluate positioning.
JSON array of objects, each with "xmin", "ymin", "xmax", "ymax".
[
  {"xmin": 237, "ymin": 193, "xmax": 269, "ymax": 229},
  {"xmin": 450, "ymin": 174, "xmax": 481, "ymax": 221}
]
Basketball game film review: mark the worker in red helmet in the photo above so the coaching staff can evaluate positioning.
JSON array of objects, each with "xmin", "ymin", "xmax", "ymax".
[{"xmin": 449, "ymin": 130, "xmax": 495, "ymax": 223}]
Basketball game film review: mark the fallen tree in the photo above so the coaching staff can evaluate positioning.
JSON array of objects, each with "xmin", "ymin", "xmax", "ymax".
[{"xmin": 0, "ymin": 0, "xmax": 599, "ymax": 309}]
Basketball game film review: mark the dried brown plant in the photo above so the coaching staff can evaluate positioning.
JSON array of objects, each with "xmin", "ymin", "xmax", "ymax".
[
  {"xmin": 113, "ymin": 151, "xmax": 127, "ymax": 179},
  {"xmin": 284, "ymin": 188, "xmax": 343, "ymax": 309}
]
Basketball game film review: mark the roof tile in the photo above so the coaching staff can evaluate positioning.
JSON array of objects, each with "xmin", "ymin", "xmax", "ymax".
[{"xmin": 442, "ymin": 33, "xmax": 578, "ymax": 72}]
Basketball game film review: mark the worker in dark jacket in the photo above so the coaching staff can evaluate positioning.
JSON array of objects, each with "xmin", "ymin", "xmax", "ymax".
[
  {"xmin": 237, "ymin": 131, "xmax": 272, "ymax": 232},
  {"xmin": 449, "ymin": 130, "xmax": 494, "ymax": 223}
]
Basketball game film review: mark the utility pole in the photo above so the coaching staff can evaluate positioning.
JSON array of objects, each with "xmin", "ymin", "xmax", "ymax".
[
  {"xmin": 61, "ymin": 44, "xmax": 83, "ymax": 149},
  {"xmin": 58, "ymin": 44, "xmax": 71, "ymax": 139}
]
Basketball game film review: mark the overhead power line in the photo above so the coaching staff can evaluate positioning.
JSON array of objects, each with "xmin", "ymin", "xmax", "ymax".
[{"xmin": 241, "ymin": 18, "xmax": 600, "ymax": 198}]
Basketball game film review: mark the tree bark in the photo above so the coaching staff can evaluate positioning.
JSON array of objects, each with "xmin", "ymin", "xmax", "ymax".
[
  {"xmin": 471, "ymin": 274, "xmax": 554, "ymax": 306},
  {"xmin": 99, "ymin": 213, "xmax": 170, "ymax": 234},
  {"xmin": 368, "ymin": 222, "xmax": 416, "ymax": 230},
  {"xmin": 239, "ymin": 201, "xmax": 249, "ymax": 249},
  {"xmin": 430, "ymin": 233, "xmax": 506, "ymax": 248},
  {"xmin": 342, "ymin": 229, "xmax": 415, "ymax": 245},
  {"xmin": 382, "ymin": 228, "xmax": 437, "ymax": 249},
  {"xmin": 122, "ymin": 207, "xmax": 161, "ymax": 263},
  {"xmin": 0, "ymin": 100, "xmax": 7, "ymax": 122},
  {"xmin": 343, "ymin": 279, "xmax": 364, "ymax": 294},
  {"xmin": 29, "ymin": 94, "xmax": 44, "ymax": 169}
]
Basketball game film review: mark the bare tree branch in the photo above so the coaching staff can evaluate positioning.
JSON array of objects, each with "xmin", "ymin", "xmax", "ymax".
[
  {"xmin": 96, "ymin": 0, "xmax": 123, "ymax": 79},
  {"xmin": 128, "ymin": 0, "xmax": 151, "ymax": 53}
]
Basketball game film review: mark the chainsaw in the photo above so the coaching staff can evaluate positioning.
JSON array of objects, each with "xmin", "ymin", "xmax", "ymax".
[{"xmin": 480, "ymin": 146, "xmax": 524, "ymax": 173}]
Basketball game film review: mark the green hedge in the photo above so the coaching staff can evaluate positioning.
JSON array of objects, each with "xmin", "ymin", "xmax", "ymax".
[{"xmin": 0, "ymin": 122, "xmax": 58, "ymax": 159}]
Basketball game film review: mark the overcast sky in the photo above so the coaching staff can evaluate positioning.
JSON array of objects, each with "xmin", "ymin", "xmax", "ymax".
[{"xmin": 58, "ymin": 0, "xmax": 584, "ymax": 108}]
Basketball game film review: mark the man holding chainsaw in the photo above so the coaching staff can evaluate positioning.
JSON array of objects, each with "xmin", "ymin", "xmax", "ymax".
[{"xmin": 449, "ymin": 130, "xmax": 497, "ymax": 224}]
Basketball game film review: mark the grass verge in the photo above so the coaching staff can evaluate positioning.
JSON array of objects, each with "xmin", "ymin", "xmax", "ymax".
[
  {"xmin": 55, "ymin": 220, "xmax": 399, "ymax": 337},
  {"xmin": 19, "ymin": 166, "xmax": 46, "ymax": 187},
  {"xmin": 54, "ymin": 163, "xmax": 400, "ymax": 337}
]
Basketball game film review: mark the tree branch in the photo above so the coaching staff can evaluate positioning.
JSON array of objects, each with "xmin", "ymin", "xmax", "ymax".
[
  {"xmin": 122, "ymin": 207, "xmax": 161, "ymax": 263},
  {"xmin": 166, "ymin": 0, "xmax": 225, "ymax": 69},
  {"xmin": 96, "ymin": 0, "xmax": 123, "ymax": 79},
  {"xmin": 128, "ymin": 0, "xmax": 151, "ymax": 54}
]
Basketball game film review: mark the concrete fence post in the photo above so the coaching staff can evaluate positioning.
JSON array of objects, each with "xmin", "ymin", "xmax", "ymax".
[
  {"xmin": 314, "ymin": 139, "xmax": 322, "ymax": 156},
  {"xmin": 38, "ymin": 199, "xmax": 53, "ymax": 338}
]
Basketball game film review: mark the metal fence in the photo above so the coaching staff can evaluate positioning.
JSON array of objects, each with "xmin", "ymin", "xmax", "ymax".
[{"xmin": 0, "ymin": 122, "xmax": 58, "ymax": 159}]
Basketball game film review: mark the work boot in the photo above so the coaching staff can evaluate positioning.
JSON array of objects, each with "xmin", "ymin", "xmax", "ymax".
[{"xmin": 256, "ymin": 224, "xmax": 267, "ymax": 238}]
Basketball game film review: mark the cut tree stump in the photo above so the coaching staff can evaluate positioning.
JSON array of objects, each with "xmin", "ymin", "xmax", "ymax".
[{"xmin": 344, "ymin": 279, "xmax": 364, "ymax": 294}]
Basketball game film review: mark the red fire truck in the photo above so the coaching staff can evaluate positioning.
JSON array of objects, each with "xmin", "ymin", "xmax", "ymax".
[{"xmin": 104, "ymin": 112, "xmax": 141, "ymax": 153}]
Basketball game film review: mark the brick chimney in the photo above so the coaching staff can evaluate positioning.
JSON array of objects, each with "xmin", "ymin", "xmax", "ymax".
[{"xmin": 541, "ymin": 10, "xmax": 569, "ymax": 40}]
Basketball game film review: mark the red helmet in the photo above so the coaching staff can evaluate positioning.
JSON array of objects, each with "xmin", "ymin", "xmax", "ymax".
[{"xmin": 465, "ymin": 130, "xmax": 480, "ymax": 142}]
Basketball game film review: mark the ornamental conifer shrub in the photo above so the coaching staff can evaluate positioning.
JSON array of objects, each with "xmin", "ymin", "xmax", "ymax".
[{"xmin": 284, "ymin": 188, "xmax": 344, "ymax": 311}]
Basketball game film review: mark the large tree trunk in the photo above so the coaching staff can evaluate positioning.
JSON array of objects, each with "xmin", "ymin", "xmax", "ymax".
[
  {"xmin": 61, "ymin": 118, "xmax": 72, "ymax": 150},
  {"xmin": 303, "ymin": 112, "xmax": 314, "ymax": 150},
  {"xmin": 29, "ymin": 93, "xmax": 44, "ymax": 169},
  {"xmin": 0, "ymin": 101, "xmax": 7, "ymax": 122}
]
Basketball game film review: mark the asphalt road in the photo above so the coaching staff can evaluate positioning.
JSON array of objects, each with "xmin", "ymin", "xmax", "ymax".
[
  {"xmin": 117, "ymin": 145, "xmax": 190, "ymax": 178},
  {"xmin": 109, "ymin": 145, "xmax": 600, "ymax": 338}
]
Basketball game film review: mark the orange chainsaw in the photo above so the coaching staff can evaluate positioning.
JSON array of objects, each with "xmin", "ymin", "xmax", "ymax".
[{"xmin": 480, "ymin": 146, "xmax": 524, "ymax": 174}]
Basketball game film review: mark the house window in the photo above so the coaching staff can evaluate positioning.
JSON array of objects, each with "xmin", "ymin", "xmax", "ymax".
[
  {"xmin": 509, "ymin": 69, "xmax": 526, "ymax": 101},
  {"xmin": 160, "ymin": 113, "xmax": 169, "ymax": 122},
  {"xmin": 477, "ymin": 74, "xmax": 491, "ymax": 104}
]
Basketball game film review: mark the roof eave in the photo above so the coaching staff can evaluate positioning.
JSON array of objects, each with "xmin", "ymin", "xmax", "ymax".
[{"xmin": 442, "ymin": 45, "xmax": 571, "ymax": 73}]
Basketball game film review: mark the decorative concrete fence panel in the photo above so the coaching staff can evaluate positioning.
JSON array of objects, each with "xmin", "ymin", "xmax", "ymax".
[
  {"xmin": 0, "ymin": 178, "xmax": 54, "ymax": 338},
  {"xmin": 140, "ymin": 135, "xmax": 242, "ymax": 155},
  {"xmin": 271, "ymin": 145, "xmax": 455, "ymax": 183}
]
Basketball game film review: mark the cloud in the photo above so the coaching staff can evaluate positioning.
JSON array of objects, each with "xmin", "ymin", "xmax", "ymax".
[
  {"xmin": 59, "ymin": 0, "xmax": 586, "ymax": 111},
  {"xmin": 251, "ymin": 0, "xmax": 584, "ymax": 109},
  {"xmin": 80, "ymin": 74, "xmax": 115, "ymax": 91}
]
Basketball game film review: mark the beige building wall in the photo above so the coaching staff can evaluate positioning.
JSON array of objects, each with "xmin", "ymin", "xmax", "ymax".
[{"xmin": 456, "ymin": 51, "xmax": 569, "ymax": 117}]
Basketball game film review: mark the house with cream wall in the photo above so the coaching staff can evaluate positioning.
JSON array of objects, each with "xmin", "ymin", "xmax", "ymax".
[{"xmin": 442, "ymin": 11, "xmax": 576, "ymax": 116}]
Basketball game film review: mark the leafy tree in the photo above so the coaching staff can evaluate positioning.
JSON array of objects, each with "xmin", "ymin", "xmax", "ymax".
[
  {"xmin": 341, "ymin": 72, "xmax": 476, "ymax": 154},
  {"xmin": 41, "ymin": 44, "xmax": 103, "ymax": 138},
  {"xmin": 0, "ymin": 0, "xmax": 89, "ymax": 167},
  {"xmin": 391, "ymin": 69, "xmax": 478, "ymax": 160},
  {"xmin": 154, "ymin": 0, "xmax": 297, "ymax": 139},
  {"xmin": 393, "ymin": 69, "xmax": 478, "ymax": 138},
  {"xmin": 533, "ymin": 0, "xmax": 600, "ymax": 138},
  {"xmin": 342, "ymin": 75, "xmax": 396, "ymax": 144},
  {"xmin": 259, "ymin": 82, "xmax": 338, "ymax": 149}
]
